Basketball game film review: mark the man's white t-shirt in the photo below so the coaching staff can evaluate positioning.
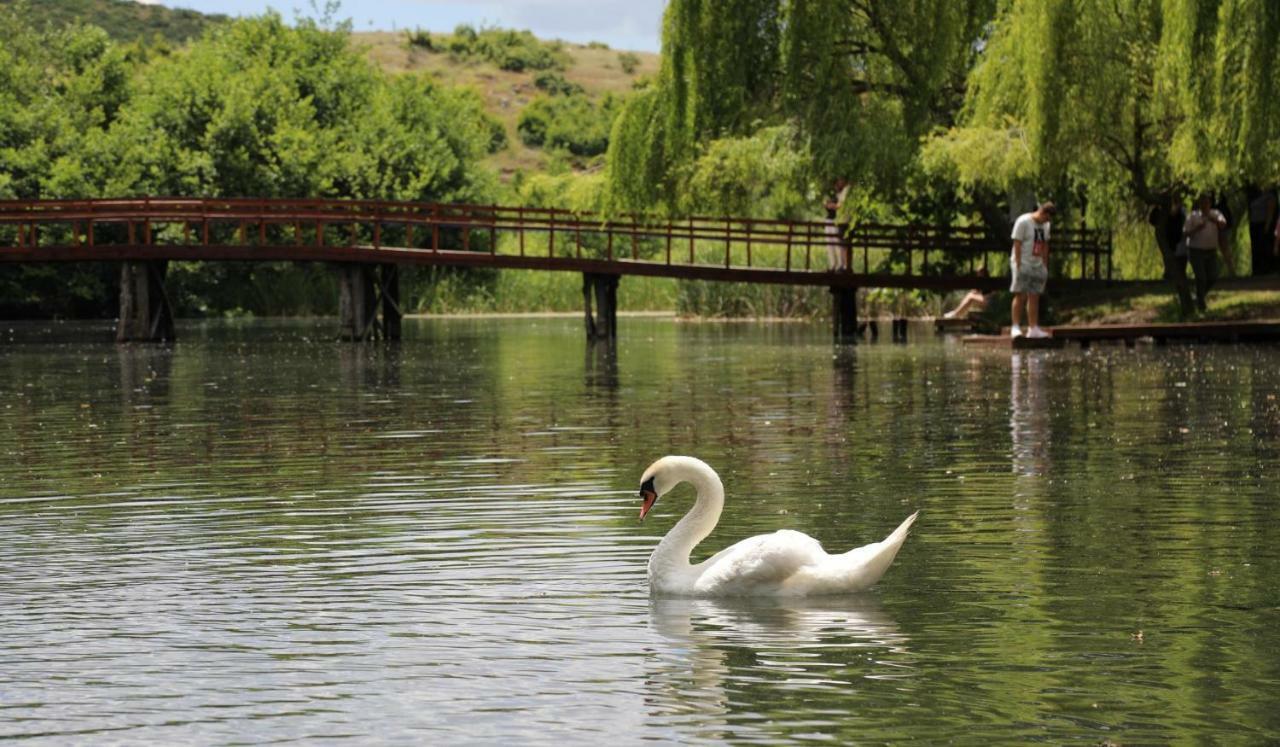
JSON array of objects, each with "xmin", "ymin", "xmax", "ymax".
[
  {"xmin": 1011, "ymin": 213, "xmax": 1050, "ymax": 269},
  {"xmin": 1183, "ymin": 209, "xmax": 1224, "ymax": 250}
]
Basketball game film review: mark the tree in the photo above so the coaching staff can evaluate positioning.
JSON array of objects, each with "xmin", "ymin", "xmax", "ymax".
[
  {"xmin": 0, "ymin": 8, "xmax": 134, "ymax": 316},
  {"xmin": 605, "ymin": 0, "xmax": 998, "ymax": 219},
  {"xmin": 923, "ymin": 0, "xmax": 1280, "ymax": 295}
]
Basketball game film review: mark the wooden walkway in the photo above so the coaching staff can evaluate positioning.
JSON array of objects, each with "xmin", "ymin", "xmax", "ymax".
[
  {"xmin": 962, "ymin": 335, "xmax": 1067, "ymax": 349},
  {"xmin": 963, "ymin": 320, "xmax": 1280, "ymax": 348},
  {"xmin": 0, "ymin": 197, "xmax": 1113, "ymax": 293},
  {"xmin": 1051, "ymin": 320, "xmax": 1280, "ymax": 345}
]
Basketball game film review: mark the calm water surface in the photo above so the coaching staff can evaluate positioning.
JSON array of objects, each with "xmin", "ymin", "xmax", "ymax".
[{"xmin": 2, "ymin": 318, "xmax": 1278, "ymax": 744}]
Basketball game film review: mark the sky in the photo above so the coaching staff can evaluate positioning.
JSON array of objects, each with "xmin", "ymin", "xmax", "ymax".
[{"xmin": 140, "ymin": 0, "xmax": 667, "ymax": 52}]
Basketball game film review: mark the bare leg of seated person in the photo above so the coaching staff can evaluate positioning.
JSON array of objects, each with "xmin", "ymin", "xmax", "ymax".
[{"xmin": 944, "ymin": 291, "xmax": 986, "ymax": 319}]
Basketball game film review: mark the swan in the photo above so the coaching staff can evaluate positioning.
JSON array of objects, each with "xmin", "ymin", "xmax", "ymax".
[{"xmin": 638, "ymin": 456, "xmax": 918, "ymax": 597}]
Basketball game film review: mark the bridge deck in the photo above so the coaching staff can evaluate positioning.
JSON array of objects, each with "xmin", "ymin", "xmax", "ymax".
[{"xmin": 0, "ymin": 197, "xmax": 1114, "ymax": 292}]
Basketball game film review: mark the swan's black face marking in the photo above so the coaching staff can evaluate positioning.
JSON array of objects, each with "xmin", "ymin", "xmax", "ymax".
[{"xmin": 639, "ymin": 477, "xmax": 658, "ymax": 520}]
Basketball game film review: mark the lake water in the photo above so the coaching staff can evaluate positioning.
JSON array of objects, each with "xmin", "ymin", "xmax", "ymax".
[{"xmin": 2, "ymin": 318, "xmax": 1278, "ymax": 744}]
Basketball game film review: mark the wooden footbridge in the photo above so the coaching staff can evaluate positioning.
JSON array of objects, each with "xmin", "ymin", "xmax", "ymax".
[{"xmin": 0, "ymin": 197, "xmax": 1112, "ymax": 341}]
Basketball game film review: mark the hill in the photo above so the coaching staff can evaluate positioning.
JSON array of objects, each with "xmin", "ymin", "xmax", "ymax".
[
  {"xmin": 353, "ymin": 29, "xmax": 658, "ymax": 177},
  {"xmin": 0, "ymin": 0, "xmax": 225, "ymax": 42}
]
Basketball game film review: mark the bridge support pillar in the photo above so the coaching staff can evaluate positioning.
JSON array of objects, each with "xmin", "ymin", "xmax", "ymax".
[
  {"xmin": 583, "ymin": 272, "xmax": 619, "ymax": 341},
  {"xmin": 117, "ymin": 261, "xmax": 175, "ymax": 343},
  {"xmin": 830, "ymin": 286, "xmax": 858, "ymax": 342},
  {"xmin": 338, "ymin": 263, "xmax": 402, "ymax": 341}
]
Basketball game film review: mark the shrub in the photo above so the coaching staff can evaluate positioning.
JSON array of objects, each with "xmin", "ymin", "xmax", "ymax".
[
  {"xmin": 617, "ymin": 51, "xmax": 640, "ymax": 75},
  {"xmin": 444, "ymin": 24, "xmax": 568, "ymax": 72},
  {"xmin": 404, "ymin": 28, "xmax": 433, "ymax": 50},
  {"xmin": 533, "ymin": 72, "xmax": 583, "ymax": 96},
  {"xmin": 517, "ymin": 93, "xmax": 621, "ymax": 157}
]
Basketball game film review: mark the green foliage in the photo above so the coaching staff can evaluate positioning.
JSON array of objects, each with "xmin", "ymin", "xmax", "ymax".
[
  {"xmin": 0, "ymin": 6, "xmax": 135, "ymax": 314},
  {"xmin": 605, "ymin": 0, "xmax": 998, "ymax": 219},
  {"xmin": 930, "ymin": 0, "xmax": 1280, "ymax": 210},
  {"xmin": 676, "ymin": 281, "xmax": 826, "ymax": 318},
  {"xmin": 441, "ymin": 24, "xmax": 569, "ymax": 72},
  {"xmin": 517, "ymin": 93, "xmax": 621, "ymax": 157},
  {"xmin": 617, "ymin": 51, "xmax": 641, "ymax": 74},
  {"xmin": 0, "ymin": 0, "xmax": 225, "ymax": 43},
  {"xmin": 533, "ymin": 72, "xmax": 583, "ymax": 96},
  {"xmin": 106, "ymin": 12, "xmax": 499, "ymax": 203},
  {"xmin": 0, "ymin": 9, "xmax": 503, "ymax": 318},
  {"xmin": 677, "ymin": 125, "xmax": 810, "ymax": 219}
]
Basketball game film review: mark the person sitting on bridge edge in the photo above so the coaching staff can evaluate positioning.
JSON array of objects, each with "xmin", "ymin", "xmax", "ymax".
[
  {"xmin": 943, "ymin": 268, "xmax": 990, "ymax": 319},
  {"xmin": 1010, "ymin": 201, "xmax": 1055, "ymax": 339},
  {"xmin": 824, "ymin": 178, "xmax": 851, "ymax": 271}
]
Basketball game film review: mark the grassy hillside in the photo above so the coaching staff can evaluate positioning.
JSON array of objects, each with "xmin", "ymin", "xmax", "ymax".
[
  {"xmin": 354, "ymin": 30, "xmax": 658, "ymax": 177},
  {"xmin": 0, "ymin": 0, "xmax": 224, "ymax": 42}
]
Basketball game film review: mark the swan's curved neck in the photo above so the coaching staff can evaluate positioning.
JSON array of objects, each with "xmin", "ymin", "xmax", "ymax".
[{"xmin": 650, "ymin": 460, "xmax": 724, "ymax": 576}]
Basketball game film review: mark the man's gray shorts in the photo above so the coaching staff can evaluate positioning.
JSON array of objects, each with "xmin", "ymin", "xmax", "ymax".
[{"xmin": 1011, "ymin": 262, "xmax": 1048, "ymax": 294}]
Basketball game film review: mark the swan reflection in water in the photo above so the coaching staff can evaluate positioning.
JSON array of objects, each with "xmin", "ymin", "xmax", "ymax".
[{"xmin": 643, "ymin": 595, "xmax": 911, "ymax": 734}]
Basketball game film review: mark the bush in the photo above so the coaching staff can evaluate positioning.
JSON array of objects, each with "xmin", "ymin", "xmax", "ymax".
[
  {"xmin": 617, "ymin": 51, "xmax": 640, "ymax": 75},
  {"xmin": 533, "ymin": 72, "xmax": 583, "ymax": 96},
  {"xmin": 517, "ymin": 93, "xmax": 621, "ymax": 157},
  {"xmin": 404, "ymin": 28, "xmax": 433, "ymax": 50},
  {"xmin": 444, "ymin": 24, "xmax": 568, "ymax": 72}
]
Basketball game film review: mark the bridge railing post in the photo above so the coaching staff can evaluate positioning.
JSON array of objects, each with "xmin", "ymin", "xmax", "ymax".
[
  {"xmin": 489, "ymin": 205, "xmax": 497, "ymax": 256},
  {"xmin": 724, "ymin": 218, "xmax": 731, "ymax": 268},
  {"xmin": 784, "ymin": 222, "xmax": 793, "ymax": 272},
  {"xmin": 431, "ymin": 204, "xmax": 440, "ymax": 253}
]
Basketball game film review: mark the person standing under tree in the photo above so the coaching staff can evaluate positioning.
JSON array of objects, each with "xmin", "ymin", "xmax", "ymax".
[
  {"xmin": 1247, "ymin": 189, "xmax": 1276, "ymax": 276},
  {"xmin": 1183, "ymin": 194, "xmax": 1228, "ymax": 311},
  {"xmin": 1009, "ymin": 201, "xmax": 1056, "ymax": 339},
  {"xmin": 824, "ymin": 178, "xmax": 850, "ymax": 271}
]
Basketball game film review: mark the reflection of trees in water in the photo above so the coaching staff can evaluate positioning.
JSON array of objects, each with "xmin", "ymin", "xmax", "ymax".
[{"xmin": 644, "ymin": 596, "xmax": 909, "ymax": 741}]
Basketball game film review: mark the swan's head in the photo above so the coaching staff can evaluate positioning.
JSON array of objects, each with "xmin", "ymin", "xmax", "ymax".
[{"xmin": 638, "ymin": 456, "xmax": 710, "ymax": 520}]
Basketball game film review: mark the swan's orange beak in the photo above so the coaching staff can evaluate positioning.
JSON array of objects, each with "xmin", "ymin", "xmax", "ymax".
[{"xmin": 639, "ymin": 488, "xmax": 658, "ymax": 520}]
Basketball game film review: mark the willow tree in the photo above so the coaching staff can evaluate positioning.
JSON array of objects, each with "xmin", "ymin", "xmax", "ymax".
[
  {"xmin": 925, "ymin": 0, "xmax": 1280, "ymax": 265},
  {"xmin": 1165, "ymin": 0, "xmax": 1280, "ymax": 189},
  {"xmin": 605, "ymin": 0, "xmax": 997, "ymax": 217}
]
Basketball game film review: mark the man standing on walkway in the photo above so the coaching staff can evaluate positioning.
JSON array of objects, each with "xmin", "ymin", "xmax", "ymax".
[{"xmin": 1010, "ymin": 201, "xmax": 1055, "ymax": 339}]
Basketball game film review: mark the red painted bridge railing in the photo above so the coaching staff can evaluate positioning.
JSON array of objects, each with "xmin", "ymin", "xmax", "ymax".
[{"xmin": 0, "ymin": 197, "xmax": 1112, "ymax": 290}]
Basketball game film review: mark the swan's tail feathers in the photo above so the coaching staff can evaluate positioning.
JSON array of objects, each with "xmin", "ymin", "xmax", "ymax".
[
  {"xmin": 884, "ymin": 510, "xmax": 919, "ymax": 549},
  {"xmin": 832, "ymin": 510, "xmax": 919, "ymax": 592}
]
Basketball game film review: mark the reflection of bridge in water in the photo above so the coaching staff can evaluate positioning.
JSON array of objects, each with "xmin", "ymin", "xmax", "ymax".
[{"xmin": 0, "ymin": 198, "xmax": 1113, "ymax": 342}]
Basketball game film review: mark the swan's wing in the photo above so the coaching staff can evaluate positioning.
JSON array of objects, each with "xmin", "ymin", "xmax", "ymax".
[{"xmin": 693, "ymin": 530, "xmax": 826, "ymax": 594}]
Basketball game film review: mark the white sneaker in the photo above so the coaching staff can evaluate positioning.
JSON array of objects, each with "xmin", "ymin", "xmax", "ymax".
[
  {"xmin": 1027, "ymin": 327, "xmax": 1050, "ymax": 339},
  {"xmin": 1010, "ymin": 325, "xmax": 1023, "ymax": 338},
  {"xmin": 943, "ymin": 310, "xmax": 957, "ymax": 319}
]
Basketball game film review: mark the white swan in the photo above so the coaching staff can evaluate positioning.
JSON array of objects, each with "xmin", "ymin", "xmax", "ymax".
[{"xmin": 638, "ymin": 456, "xmax": 918, "ymax": 597}]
